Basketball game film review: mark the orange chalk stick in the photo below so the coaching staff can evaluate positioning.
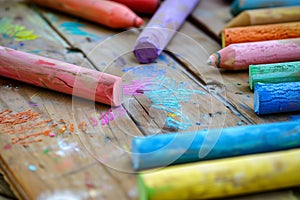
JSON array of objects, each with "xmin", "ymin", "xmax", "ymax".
[
  {"xmin": 222, "ymin": 22, "xmax": 300, "ymax": 47},
  {"xmin": 110, "ymin": 0, "xmax": 160, "ymax": 14},
  {"xmin": 0, "ymin": 46, "xmax": 123, "ymax": 106},
  {"xmin": 30, "ymin": 0, "xmax": 144, "ymax": 29}
]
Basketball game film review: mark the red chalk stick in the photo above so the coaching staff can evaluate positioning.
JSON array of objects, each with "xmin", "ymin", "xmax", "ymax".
[
  {"xmin": 30, "ymin": 0, "xmax": 143, "ymax": 29},
  {"xmin": 0, "ymin": 46, "xmax": 122, "ymax": 106},
  {"xmin": 110, "ymin": 0, "xmax": 160, "ymax": 14}
]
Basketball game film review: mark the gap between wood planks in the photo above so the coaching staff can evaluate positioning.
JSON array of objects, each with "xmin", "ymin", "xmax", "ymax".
[
  {"xmin": 0, "ymin": 157, "xmax": 27, "ymax": 200},
  {"xmin": 188, "ymin": 15, "xmax": 222, "ymax": 44}
]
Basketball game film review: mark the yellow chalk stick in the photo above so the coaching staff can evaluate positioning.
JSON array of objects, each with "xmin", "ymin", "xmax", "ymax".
[{"xmin": 138, "ymin": 148, "xmax": 300, "ymax": 200}]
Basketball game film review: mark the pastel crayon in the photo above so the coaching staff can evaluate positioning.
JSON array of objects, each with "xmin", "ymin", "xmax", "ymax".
[
  {"xmin": 30, "ymin": 0, "xmax": 144, "ymax": 29},
  {"xmin": 133, "ymin": 0, "xmax": 200, "ymax": 63},
  {"xmin": 225, "ymin": 6, "xmax": 300, "ymax": 28},
  {"xmin": 207, "ymin": 38, "xmax": 300, "ymax": 70},
  {"xmin": 132, "ymin": 121, "xmax": 300, "ymax": 170},
  {"xmin": 249, "ymin": 61, "xmax": 300, "ymax": 90},
  {"xmin": 231, "ymin": 0, "xmax": 300, "ymax": 16},
  {"xmin": 254, "ymin": 82, "xmax": 300, "ymax": 115},
  {"xmin": 110, "ymin": 0, "xmax": 160, "ymax": 14},
  {"xmin": 138, "ymin": 148, "xmax": 300, "ymax": 200},
  {"xmin": 0, "ymin": 46, "xmax": 122, "ymax": 106},
  {"xmin": 222, "ymin": 22, "xmax": 300, "ymax": 47}
]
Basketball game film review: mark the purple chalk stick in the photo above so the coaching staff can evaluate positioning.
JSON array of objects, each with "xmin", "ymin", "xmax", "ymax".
[{"xmin": 134, "ymin": 0, "xmax": 200, "ymax": 64}]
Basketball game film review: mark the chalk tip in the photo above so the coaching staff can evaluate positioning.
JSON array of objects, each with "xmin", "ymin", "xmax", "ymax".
[
  {"xmin": 207, "ymin": 54, "xmax": 218, "ymax": 68},
  {"xmin": 134, "ymin": 17, "xmax": 144, "ymax": 27},
  {"xmin": 134, "ymin": 41, "xmax": 158, "ymax": 64}
]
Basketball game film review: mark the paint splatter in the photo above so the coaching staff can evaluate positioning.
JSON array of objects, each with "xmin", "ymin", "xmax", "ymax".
[
  {"xmin": 56, "ymin": 138, "xmax": 80, "ymax": 157},
  {"xmin": 60, "ymin": 22, "xmax": 100, "ymax": 42},
  {"xmin": 0, "ymin": 17, "xmax": 39, "ymax": 41},
  {"xmin": 99, "ymin": 109, "xmax": 115, "ymax": 125},
  {"xmin": 28, "ymin": 165, "xmax": 37, "ymax": 171},
  {"xmin": 29, "ymin": 101, "xmax": 39, "ymax": 107},
  {"xmin": 3, "ymin": 144, "xmax": 12, "ymax": 150},
  {"xmin": 98, "ymin": 107, "xmax": 126, "ymax": 125},
  {"xmin": 0, "ymin": 109, "xmax": 89, "ymax": 147}
]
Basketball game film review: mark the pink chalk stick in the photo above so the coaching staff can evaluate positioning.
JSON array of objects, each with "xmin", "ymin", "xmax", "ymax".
[
  {"xmin": 208, "ymin": 38, "xmax": 300, "ymax": 70},
  {"xmin": 0, "ymin": 46, "xmax": 122, "ymax": 106}
]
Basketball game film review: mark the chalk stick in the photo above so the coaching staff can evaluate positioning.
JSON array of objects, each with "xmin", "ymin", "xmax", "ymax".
[
  {"xmin": 132, "ymin": 121, "xmax": 300, "ymax": 170},
  {"xmin": 207, "ymin": 38, "xmax": 300, "ymax": 70},
  {"xmin": 222, "ymin": 22, "xmax": 300, "ymax": 47},
  {"xmin": 249, "ymin": 61, "xmax": 300, "ymax": 90},
  {"xmin": 138, "ymin": 148, "xmax": 300, "ymax": 200},
  {"xmin": 30, "ymin": 0, "xmax": 143, "ymax": 29},
  {"xmin": 133, "ymin": 0, "xmax": 200, "ymax": 64},
  {"xmin": 254, "ymin": 82, "xmax": 300, "ymax": 115},
  {"xmin": 0, "ymin": 46, "xmax": 122, "ymax": 106},
  {"xmin": 231, "ymin": 0, "xmax": 300, "ymax": 16},
  {"xmin": 110, "ymin": 0, "xmax": 160, "ymax": 14},
  {"xmin": 225, "ymin": 6, "xmax": 300, "ymax": 28}
]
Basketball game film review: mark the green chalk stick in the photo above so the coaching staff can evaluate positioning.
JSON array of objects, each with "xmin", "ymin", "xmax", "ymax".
[{"xmin": 249, "ymin": 61, "xmax": 300, "ymax": 90}]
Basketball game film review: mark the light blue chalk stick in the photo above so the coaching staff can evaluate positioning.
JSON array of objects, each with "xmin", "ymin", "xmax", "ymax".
[
  {"xmin": 254, "ymin": 82, "xmax": 300, "ymax": 115},
  {"xmin": 231, "ymin": 0, "xmax": 300, "ymax": 15},
  {"xmin": 131, "ymin": 121, "xmax": 300, "ymax": 170}
]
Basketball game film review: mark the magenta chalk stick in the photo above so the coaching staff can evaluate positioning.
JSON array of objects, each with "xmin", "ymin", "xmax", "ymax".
[
  {"xmin": 0, "ymin": 46, "xmax": 122, "ymax": 106},
  {"xmin": 134, "ymin": 0, "xmax": 200, "ymax": 64}
]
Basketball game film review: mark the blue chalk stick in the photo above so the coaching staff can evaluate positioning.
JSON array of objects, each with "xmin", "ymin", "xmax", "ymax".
[
  {"xmin": 231, "ymin": 0, "xmax": 300, "ymax": 15},
  {"xmin": 254, "ymin": 82, "xmax": 300, "ymax": 115},
  {"xmin": 131, "ymin": 121, "xmax": 300, "ymax": 170}
]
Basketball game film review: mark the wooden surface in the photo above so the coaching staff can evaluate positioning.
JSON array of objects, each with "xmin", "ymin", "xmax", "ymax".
[{"xmin": 0, "ymin": 0, "xmax": 299, "ymax": 199}]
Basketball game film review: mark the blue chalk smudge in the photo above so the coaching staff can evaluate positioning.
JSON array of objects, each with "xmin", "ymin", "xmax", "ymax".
[
  {"xmin": 60, "ymin": 22, "xmax": 100, "ymax": 42},
  {"xmin": 143, "ymin": 77, "xmax": 205, "ymax": 130},
  {"xmin": 157, "ymin": 54, "xmax": 170, "ymax": 65},
  {"xmin": 122, "ymin": 65, "xmax": 167, "ymax": 77}
]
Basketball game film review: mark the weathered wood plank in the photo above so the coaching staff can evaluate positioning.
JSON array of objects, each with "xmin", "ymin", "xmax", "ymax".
[
  {"xmin": 1, "ymin": 1, "xmax": 298, "ymax": 200},
  {"xmin": 0, "ymin": 1, "xmax": 141, "ymax": 200},
  {"xmin": 191, "ymin": 0, "xmax": 232, "ymax": 40}
]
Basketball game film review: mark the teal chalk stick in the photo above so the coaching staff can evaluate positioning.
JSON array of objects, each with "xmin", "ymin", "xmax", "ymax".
[
  {"xmin": 231, "ymin": 0, "xmax": 300, "ymax": 15},
  {"xmin": 131, "ymin": 121, "xmax": 300, "ymax": 170},
  {"xmin": 254, "ymin": 82, "xmax": 300, "ymax": 115},
  {"xmin": 249, "ymin": 61, "xmax": 300, "ymax": 90}
]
